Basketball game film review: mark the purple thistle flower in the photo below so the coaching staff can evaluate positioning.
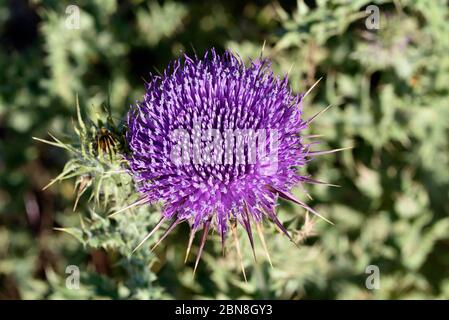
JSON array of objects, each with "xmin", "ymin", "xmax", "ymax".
[{"xmin": 125, "ymin": 49, "xmax": 336, "ymax": 273}]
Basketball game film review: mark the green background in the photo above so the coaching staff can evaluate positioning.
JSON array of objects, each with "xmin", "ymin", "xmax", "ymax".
[{"xmin": 1, "ymin": 0, "xmax": 449, "ymax": 299}]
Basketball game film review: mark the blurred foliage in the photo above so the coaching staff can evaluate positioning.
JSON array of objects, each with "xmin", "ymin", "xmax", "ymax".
[{"xmin": 1, "ymin": 0, "xmax": 449, "ymax": 300}]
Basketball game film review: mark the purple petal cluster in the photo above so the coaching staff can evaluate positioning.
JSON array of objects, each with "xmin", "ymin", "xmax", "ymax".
[{"xmin": 126, "ymin": 49, "xmax": 322, "ymax": 265}]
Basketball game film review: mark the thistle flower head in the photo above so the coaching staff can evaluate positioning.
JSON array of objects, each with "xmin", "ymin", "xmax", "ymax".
[{"xmin": 126, "ymin": 49, "xmax": 331, "ymax": 270}]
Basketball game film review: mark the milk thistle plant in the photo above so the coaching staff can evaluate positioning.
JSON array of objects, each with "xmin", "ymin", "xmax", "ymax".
[{"xmin": 37, "ymin": 49, "xmax": 345, "ymax": 278}]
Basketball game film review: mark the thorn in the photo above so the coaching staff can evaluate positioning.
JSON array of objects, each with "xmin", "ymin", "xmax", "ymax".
[
  {"xmin": 42, "ymin": 165, "xmax": 75, "ymax": 191},
  {"xmin": 297, "ymin": 211, "xmax": 317, "ymax": 243},
  {"xmin": 301, "ymin": 176, "xmax": 340, "ymax": 188},
  {"xmin": 220, "ymin": 222, "xmax": 226, "ymax": 257},
  {"xmin": 185, "ymin": 227, "xmax": 197, "ymax": 263},
  {"xmin": 262, "ymin": 204, "xmax": 294, "ymax": 242},
  {"xmin": 305, "ymin": 191, "xmax": 313, "ymax": 201},
  {"xmin": 303, "ymin": 211, "xmax": 316, "ymax": 236},
  {"xmin": 231, "ymin": 221, "xmax": 247, "ymax": 282},
  {"xmin": 261, "ymin": 40, "xmax": 267, "ymax": 57},
  {"xmin": 308, "ymin": 146, "xmax": 353, "ymax": 157},
  {"xmin": 302, "ymin": 134, "xmax": 325, "ymax": 139},
  {"xmin": 298, "ymin": 182, "xmax": 313, "ymax": 201},
  {"xmin": 108, "ymin": 197, "xmax": 148, "ymax": 218},
  {"xmin": 73, "ymin": 193, "xmax": 81, "ymax": 212},
  {"xmin": 151, "ymin": 218, "xmax": 183, "ymax": 252},
  {"xmin": 193, "ymin": 220, "xmax": 211, "ymax": 277},
  {"xmin": 32, "ymin": 136, "xmax": 64, "ymax": 149},
  {"xmin": 303, "ymin": 77, "xmax": 323, "ymax": 99},
  {"xmin": 189, "ymin": 42, "xmax": 198, "ymax": 58},
  {"xmin": 75, "ymin": 93, "xmax": 86, "ymax": 134},
  {"xmin": 266, "ymin": 185, "xmax": 334, "ymax": 225},
  {"xmin": 306, "ymin": 104, "xmax": 332, "ymax": 125},
  {"xmin": 47, "ymin": 132, "xmax": 64, "ymax": 145},
  {"xmin": 73, "ymin": 175, "xmax": 91, "ymax": 212},
  {"xmin": 132, "ymin": 217, "xmax": 165, "ymax": 254},
  {"xmin": 215, "ymin": 210, "xmax": 227, "ymax": 256},
  {"xmin": 287, "ymin": 62, "xmax": 295, "ymax": 75},
  {"xmin": 255, "ymin": 223, "xmax": 273, "ymax": 268},
  {"xmin": 242, "ymin": 203, "xmax": 257, "ymax": 262},
  {"xmin": 34, "ymin": 133, "xmax": 77, "ymax": 154},
  {"xmin": 42, "ymin": 179, "xmax": 57, "ymax": 191}
]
